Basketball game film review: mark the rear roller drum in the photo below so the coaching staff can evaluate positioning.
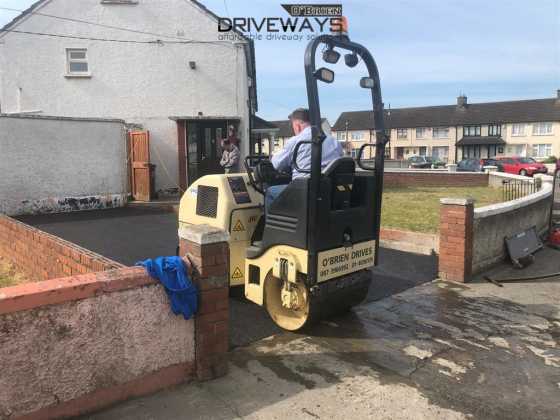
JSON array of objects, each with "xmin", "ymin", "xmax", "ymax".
[
  {"xmin": 263, "ymin": 269, "xmax": 372, "ymax": 331},
  {"xmin": 264, "ymin": 272, "xmax": 318, "ymax": 331}
]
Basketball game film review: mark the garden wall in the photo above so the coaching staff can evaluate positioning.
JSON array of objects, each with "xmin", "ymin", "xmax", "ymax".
[
  {"xmin": 0, "ymin": 114, "xmax": 129, "ymax": 216},
  {"xmin": 0, "ymin": 218, "xmax": 230, "ymax": 419},
  {"xmin": 384, "ymin": 170, "xmax": 488, "ymax": 188},
  {"xmin": 438, "ymin": 175, "xmax": 553, "ymax": 282},
  {"xmin": 472, "ymin": 183, "xmax": 552, "ymax": 273},
  {"xmin": 0, "ymin": 214, "xmax": 123, "ymax": 281},
  {"xmin": 0, "ymin": 268, "xmax": 195, "ymax": 420}
]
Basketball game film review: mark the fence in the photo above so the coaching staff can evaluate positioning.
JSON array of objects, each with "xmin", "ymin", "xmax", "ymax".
[{"xmin": 501, "ymin": 178, "xmax": 541, "ymax": 201}]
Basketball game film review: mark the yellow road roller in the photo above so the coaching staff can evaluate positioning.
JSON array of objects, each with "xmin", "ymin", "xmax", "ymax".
[{"xmin": 178, "ymin": 30, "xmax": 388, "ymax": 331}]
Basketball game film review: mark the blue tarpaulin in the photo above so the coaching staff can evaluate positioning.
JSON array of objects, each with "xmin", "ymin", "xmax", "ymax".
[{"xmin": 137, "ymin": 256, "xmax": 198, "ymax": 320}]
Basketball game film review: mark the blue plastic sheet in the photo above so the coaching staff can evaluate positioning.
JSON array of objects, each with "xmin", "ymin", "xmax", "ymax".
[{"xmin": 137, "ymin": 256, "xmax": 198, "ymax": 320}]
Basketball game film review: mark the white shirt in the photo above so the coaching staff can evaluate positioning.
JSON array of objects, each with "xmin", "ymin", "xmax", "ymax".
[{"xmin": 271, "ymin": 126, "xmax": 344, "ymax": 179}]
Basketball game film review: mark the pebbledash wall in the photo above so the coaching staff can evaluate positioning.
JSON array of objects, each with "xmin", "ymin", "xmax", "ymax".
[
  {"xmin": 438, "ymin": 172, "xmax": 553, "ymax": 282},
  {"xmin": 0, "ymin": 114, "xmax": 129, "ymax": 216},
  {"xmin": 0, "ymin": 215, "xmax": 230, "ymax": 419}
]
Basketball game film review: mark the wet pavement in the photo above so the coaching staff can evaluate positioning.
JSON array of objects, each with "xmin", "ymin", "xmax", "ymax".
[
  {"xmin": 17, "ymin": 207, "xmax": 437, "ymax": 348},
  {"xmin": 87, "ymin": 248, "xmax": 560, "ymax": 420}
]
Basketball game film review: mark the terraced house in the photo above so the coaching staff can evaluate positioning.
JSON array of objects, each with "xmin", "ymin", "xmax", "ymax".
[{"xmin": 332, "ymin": 91, "xmax": 560, "ymax": 163}]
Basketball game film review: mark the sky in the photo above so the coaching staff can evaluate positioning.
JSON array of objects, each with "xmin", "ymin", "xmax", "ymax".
[{"xmin": 1, "ymin": 0, "xmax": 559, "ymax": 124}]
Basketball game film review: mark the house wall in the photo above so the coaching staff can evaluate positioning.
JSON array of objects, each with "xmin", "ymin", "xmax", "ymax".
[
  {"xmin": 0, "ymin": 114, "xmax": 128, "ymax": 215},
  {"xmin": 501, "ymin": 121, "xmax": 560, "ymax": 158},
  {"xmin": 0, "ymin": 0, "xmax": 251, "ymax": 193}
]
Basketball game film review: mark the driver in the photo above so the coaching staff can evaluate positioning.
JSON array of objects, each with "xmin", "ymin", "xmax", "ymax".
[{"xmin": 266, "ymin": 107, "xmax": 344, "ymax": 212}]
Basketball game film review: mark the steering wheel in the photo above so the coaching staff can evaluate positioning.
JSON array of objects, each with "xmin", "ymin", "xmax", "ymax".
[
  {"xmin": 244, "ymin": 155, "xmax": 291, "ymax": 194},
  {"xmin": 244, "ymin": 155, "xmax": 271, "ymax": 194}
]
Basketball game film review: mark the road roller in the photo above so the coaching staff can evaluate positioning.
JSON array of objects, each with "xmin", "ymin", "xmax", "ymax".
[{"xmin": 178, "ymin": 29, "xmax": 388, "ymax": 331}]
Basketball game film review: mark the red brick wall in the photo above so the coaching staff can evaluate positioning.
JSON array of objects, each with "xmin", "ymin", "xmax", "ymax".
[
  {"xmin": 0, "ymin": 214, "xmax": 123, "ymax": 281},
  {"xmin": 179, "ymin": 237, "xmax": 229, "ymax": 381},
  {"xmin": 438, "ymin": 199, "xmax": 474, "ymax": 282},
  {"xmin": 384, "ymin": 171, "xmax": 488, "ymax": 188}
]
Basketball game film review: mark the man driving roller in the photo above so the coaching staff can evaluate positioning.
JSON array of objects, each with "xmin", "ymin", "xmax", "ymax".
[{"xmin": 266, "ymin": 107, "xmax": 344, "ymax": 212}]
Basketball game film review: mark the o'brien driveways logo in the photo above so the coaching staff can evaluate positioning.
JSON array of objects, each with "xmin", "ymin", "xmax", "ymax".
[{"xmin": 218, "ymin": 3, "xmax": 343, "ymax": 42}]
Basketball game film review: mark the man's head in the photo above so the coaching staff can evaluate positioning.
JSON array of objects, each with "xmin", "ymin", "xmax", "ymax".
[
  {"xmin": 289, "ymin": 108, "xmax": 310, "ymax": 136},
  {"xmin": 228, "ymin": 125, "xmax": 236, "ymax": 136}
]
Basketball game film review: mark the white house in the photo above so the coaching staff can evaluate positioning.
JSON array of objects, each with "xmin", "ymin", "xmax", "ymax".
[{"xmin": 0, "ymin": 0, "xmax": 257, "ymax": 194}]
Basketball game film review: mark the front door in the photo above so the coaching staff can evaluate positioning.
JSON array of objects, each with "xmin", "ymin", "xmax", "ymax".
[{"xmin": 186, "ymin": 121, "xmax": 227, "ymax": 185}]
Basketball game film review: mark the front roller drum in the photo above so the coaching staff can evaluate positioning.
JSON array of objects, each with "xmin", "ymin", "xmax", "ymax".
[{"xmin": 264, "ymin": 269, "xmax": 372, "ymax": 331}]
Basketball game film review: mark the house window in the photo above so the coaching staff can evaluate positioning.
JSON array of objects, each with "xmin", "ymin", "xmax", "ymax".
[
  {"xmin": 337, "ymin": 131, "xmax": 346, "ymax": 140},
  {"xmin": 432, "ymin": 127, "xmax": 449, "ymax": 139},
  {"xmin": 463, "ymin": 125, "xmax": 481, "ymax": 136},
  {"xmin": 511, "ymin": 123, "xmax": 526, "ymax": 136},
  {"xmin": 488, "ymin": 124, "xmax": 501, "ymax": 136},
  {"xmin": 532, "ymin": 144, "xmax": 552, "ymax": 158},
  {"xmin": 351, "ymin": 148, "xmax": 361, "ymax": 159},
  {"xmin": 66, "ymin": 49, "xmax": 89, "ymax": 75},
  {"xmin": 532, "ymin": 122, "xmax": 553, "ymax": 136},
  {"xmin": 384, "ymin": 144, "xmax": 391, "ymax": 158},
  {"xmin": 351, "ymin": 131, "xmax": 364, "ymax": 140},
  {"xmin": 416, "ymin": 128, "xmax": 428, "ymax": 139},
  {"xmin": 397, "ymin": 128, "xmax": 407, "ymax": 139}
]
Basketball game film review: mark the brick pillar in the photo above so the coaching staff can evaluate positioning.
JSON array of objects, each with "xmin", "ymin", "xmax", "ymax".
[
  {"xmin": 438, "ymin": 198, "xmax": 474, "ymax": 283},
  {"xmin": 178, "ymin": 224, "xmax": 230, "ymax": 381}
]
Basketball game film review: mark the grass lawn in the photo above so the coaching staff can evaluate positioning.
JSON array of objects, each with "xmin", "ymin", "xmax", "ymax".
[
  {"xmin": 381, "ymin": 186, "xmax": 503, "ymax": 233},
  {"xmin": 0, "ymin": 256, "xmax": 27, "ymax": 288}
]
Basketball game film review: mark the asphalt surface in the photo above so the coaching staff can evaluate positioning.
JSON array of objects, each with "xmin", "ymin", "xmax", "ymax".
[{"xmin": 18, "ymin": 207, "xmax": 437, "ymax": 348}]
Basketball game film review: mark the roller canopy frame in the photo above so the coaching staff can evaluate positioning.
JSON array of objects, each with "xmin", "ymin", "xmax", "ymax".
[{"xmin": 303, "ymin": 33, "xmax": 388, "ymax": 285}]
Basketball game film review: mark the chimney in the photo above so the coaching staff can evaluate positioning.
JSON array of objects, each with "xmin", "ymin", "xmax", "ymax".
[{"xmin": 457, "ymin": 94, "xmax": 467, "ymax": 108}]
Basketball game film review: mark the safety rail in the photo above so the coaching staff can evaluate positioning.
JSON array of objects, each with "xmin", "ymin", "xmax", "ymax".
[{"xmin": 502, "ymin": 178, "xmax": 542, "ymax": 201}]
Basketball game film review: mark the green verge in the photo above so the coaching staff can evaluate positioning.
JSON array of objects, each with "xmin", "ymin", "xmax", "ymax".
[{"xmin": 381, "ymin": 186, "xmax": 503, "ymax": 233}]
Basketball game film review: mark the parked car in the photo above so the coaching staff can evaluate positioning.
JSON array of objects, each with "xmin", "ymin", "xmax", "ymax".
[
  {"xmin": 407, "ymin": 155, "xmax": 446, "ymax": 169},
  {"xmin": 457, "ymin": 158, "xmax": 483, "ymax": 172},
  {"xmin": 495, "ymin": 157, "xmax": 547, "ymax": 177},
  {"xmin": 480, "ymin": 158, "xmax": 504, "ymax": 172}
]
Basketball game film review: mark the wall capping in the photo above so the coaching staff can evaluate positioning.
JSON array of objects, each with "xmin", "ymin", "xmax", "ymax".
[
  {"xmin": 0, "ymin": 267, "xmax": 154, "ymax": 315},
  {"xmin": 474, "ymin": 183, "xmax": 552, "ymax": 219}
]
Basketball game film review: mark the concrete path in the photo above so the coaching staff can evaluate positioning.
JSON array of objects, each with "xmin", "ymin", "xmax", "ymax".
[
  {"xmin": 86, "ymin": 249, "xmax": 560, "ymax": 420},
  {"xmin": 17, "ymin": 208, "xmax": 438, "ymax": 349}
]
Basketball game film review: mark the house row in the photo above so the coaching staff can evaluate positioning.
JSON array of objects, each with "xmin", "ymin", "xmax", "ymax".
[{"xmin": 331, "ymin": 92, "xmax": 560, "ymax": 162}]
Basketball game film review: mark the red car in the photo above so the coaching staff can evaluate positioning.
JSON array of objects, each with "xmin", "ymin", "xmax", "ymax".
[{"xmin": 496, "ymin": 157, "xmax": 547, "ymax": 177}]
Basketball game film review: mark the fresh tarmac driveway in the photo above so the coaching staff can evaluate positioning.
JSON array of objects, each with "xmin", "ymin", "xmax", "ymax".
[{"xmin": 18, "ymin": 207, "xmax": 437, "ymax": 348}]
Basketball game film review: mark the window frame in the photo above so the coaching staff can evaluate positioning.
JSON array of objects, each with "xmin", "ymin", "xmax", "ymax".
[
  {"xmin": 532, "ymin": 143, "xmax": 552, "ymax": 158},
  {"xmin": 415, "ymin": 127, "xmax": 428, "ymax": 139},
  {"xmin": 463, "ymin": 125, "xmax": 481, "ymax": 137},
  {"xmin": 488, "ymin": 124, "xmax": 502, "ymax": 136},
  {"xmin": 351, "ymin": 131, "xmax": 364, "ymax": 141},
  {"xmin": 397, "ymin": 128, "xmax": 408, "ymax": 139},
  {"xmin": 511, "ymin": 123, "xmax": 526, "ymax": 137},
  {"xmin": 432, "ymin": 127, "xmax": 450, "ymax": 139},
  {"xmin": 66, "ymin": 48, "xmax": 91, "ymax": 77},
  {"xmin": 532, "ymin": 122, "xmax": 553, "ymax": 136}
]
